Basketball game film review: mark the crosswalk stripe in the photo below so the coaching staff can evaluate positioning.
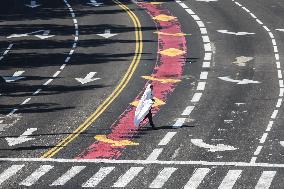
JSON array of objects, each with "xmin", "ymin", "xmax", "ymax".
[
  {"xmin": 82, "ymin": 167, "xmax": 115, "ymax": 187},
  {"xmin": 19, "ymin": 165, "xmax": 53, "ymax": 186},
  {"xmin": 184, "ymin": 168, "xmax": 210, "ymax": 189},
  {"xmin": 0, "ymin": 164, "xmax": 25, "ymax": 185},
  {"xmin": 149, "ymin": 167, "xmax": 177, "ymax": 188},
  {"xmin": 51, "ymin": 166, "xmax": 86, "ymax": 186},
  {"xmin": 218, "ymin": 170, "xmax": 242, "ymax": 189},
  {"xmin": 112, "ymin": 167, "xmax": 144, "ymax": 187},
  {"xmin": 255, "ymin": 171, "xmax": 276, "ymax": 189}
]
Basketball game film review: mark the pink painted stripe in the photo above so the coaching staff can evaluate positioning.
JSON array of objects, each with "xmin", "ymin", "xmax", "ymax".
[{"xmin": 77, "ymin": 2, "xmax": 187, "ymax": 159}]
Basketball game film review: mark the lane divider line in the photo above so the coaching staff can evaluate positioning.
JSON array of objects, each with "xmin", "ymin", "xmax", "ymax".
[
  {"xmin": 0, "ymin": 43, "xmax": 13, "ymax": 61},
  {"xmin": 150, "ymin": 0, "xmax": 214, "ymax": 155},
  {"xmin": 76, "ymin": 1, "xmax": 187, "ymax": 160},
  {"xmin": 5, "ymin": 0, "xmax": 79, "ymax": 118},
  {"xmin": 230, "ymin": 0, "xmax": 282, "ymax": 163},
  {"xmin": 42, "ymin": 0, "xmax": 143, "ymax": 158}
]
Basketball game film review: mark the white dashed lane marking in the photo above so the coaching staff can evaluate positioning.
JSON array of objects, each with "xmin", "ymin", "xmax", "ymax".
[
  {"xmin": 6, "ymin": 0, "xmax": 79, "ymax": 117},
  {"xmin": 231, "ymin": 0, "xmax": 282, "ymax": 163}
]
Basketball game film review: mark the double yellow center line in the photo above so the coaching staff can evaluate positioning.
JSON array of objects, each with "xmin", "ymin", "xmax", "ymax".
[{"xmin": 41, "ymin": 0, "xmax": 143, "ymax": 158}]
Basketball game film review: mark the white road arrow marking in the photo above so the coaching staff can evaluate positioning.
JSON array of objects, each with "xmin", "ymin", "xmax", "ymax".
[
  {"xmin": 218, "ymin": 76, "xmax": 261, "ymax": 84},
  {"xmin": 6, "ymin": 128, "xmax": 37, "ymax": 146},
  {"xmin": 25, "ymin": 0, "xmax": 41, "ymax": 8},
  {"xmin": 7, "ymin": 30, "xmax": 54, "ymax": 40},
  {"xmin": 191, "ymin": 139, "xmax": 237, "ymax": 152},
  {"xmin": 2, "ymin": 71, "xmax": 25, "ymax": 82},
  {"xmin": 276, "ymin": 29, "xmax": 284, "ymax": 32},
  {"xmin": 217, "ymin": 30, "xmax": 255, "ymax": 36},
  {"xmin": 87, "ymin": 0, "xmax": 103, "ymax": 6},
  {"xmin": 75, "ymin": 72, "xmax": 101, "ymax": 84},
  {"xmin": 97, "ymin": 29, "xmax": 117, "ymax": 39},
  {"xmin": 232, "ymin": 56, "xmax": 253, "ymax": 67}
]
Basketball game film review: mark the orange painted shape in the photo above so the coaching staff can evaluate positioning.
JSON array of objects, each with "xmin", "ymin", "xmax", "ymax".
[
  {"xmin": 141, "ymin": 76, "xmax": 181, "ymax": 83},
  {"xmin": 153, "ymin": 14, "xmax": 176, "ymax": 21},
  {"xmin": 160, "ymin": 48, "xmax": 186, "ymax": 57},
  {"xmin": 130, "ymin": 97, "xmax": 166, "ymax": 107},
  {"xmin": 95, "ymin": 135, "xmax": 139, "ymax": 147}
]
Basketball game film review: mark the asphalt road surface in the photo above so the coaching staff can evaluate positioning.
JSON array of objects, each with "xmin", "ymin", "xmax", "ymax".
[{"xmin": 0, "ymin": 0, "xmax": 283, "ymax": 188}]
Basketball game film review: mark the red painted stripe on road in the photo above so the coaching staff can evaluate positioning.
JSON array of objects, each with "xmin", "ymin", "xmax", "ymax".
[{"xmin": 77, "ymin": 2, "xmax": 187, "ymax": 159}]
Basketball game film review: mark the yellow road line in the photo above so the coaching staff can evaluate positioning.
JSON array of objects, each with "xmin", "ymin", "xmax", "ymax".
[{"xmin": 41, "ymin": 0, "xmax": 143, "ymax": 158}]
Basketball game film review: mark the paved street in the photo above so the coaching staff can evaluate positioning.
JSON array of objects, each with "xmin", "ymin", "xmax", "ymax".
[{"xmin": 0, "ymin": 0, "xmax": 283, "ymax": 188}]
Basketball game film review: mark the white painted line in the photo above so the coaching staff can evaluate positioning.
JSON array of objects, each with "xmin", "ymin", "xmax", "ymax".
[
  {"xmin": 250, "ymin": 13, "xmax": 257, "ymax": 18},
  {"xmin": 0, "ymin": 164, "xmax": 25, "ymax": 185},
  {"xmin": 197, "ymin": 81, "xmax": 206, "ymax": 90},
  {"xmin": 276, "ymin": 98, "xmax": 282, "ymax": 108},
  {"xmin": 7, "ymin": 44, "xmax": 13, "ymax": 49},
  {"xmin": 146, "ymin": 148, "xmax": 164, "ymax": 161},
  {"xmin": 43, "ymin": 79, "xmax": 53, "ymax": 86},
  {"xmin": 274, "ymin": 46, "xmax": 278, "ymax": 53},
  {"xmin": 7, "ymin": 109, "xmax": 18, "ymax": 116},
  {"xmin": 202, "ymin": 35, "xmax": 209, "ymax": 43},
  {"xmin": 173, "ymin": 118, "xmax": 186, "ymax": 128},
  {"xmin": 182, "ymin": 106, "xmax": 195, "ymax": 116},
  {"xmin": 51, "ymin": 166, "xmax": 85, "ymax": 186},
  {"xmin": 204, "ymin": 53, "xmax": 212, "ymax": 61},
  {"xmin": 266, "ymin": 121, "xmax": 274, "ymax": 132},
  {"xmin": 256, "ymin": 19, "xmax": 263, "ymax": 25},
  {"xmin": 250, "ymin": 157, "xmax": 257, "ymax": 163},
  {"xmin": 3, "ymin": 50, "xmax": 9, "ymax": 55},
  {"xmin": 200, "ymin": 71, "xmax": 208, "ymax": 80},
  {"xmin": 276, "ymin": 61, "xmax": 281, "ymax": 69},
  {"xmin": 149, "ymin": 167, "xmax": 177, "ymax": 188},
  {"xmin": 73, "ymin": 19, "xmax": 77, "ymax": 24},
  {"xmin": 179, "ymin": 2, "xmax": 188, "ymax": 8},
  {"xmin": 279, "ymin": 80, "xmax": 283, "ymax": 88},
  {"xmin": 263, "ymin": 26, "xmax": 270, "ymax": 32},
  {"xmin": 260, "ymin": 133, "xmax": 268, "ymax": 144},
  {"xmin": 197, "ymin": 21, "xmax": 205, "ymax": 28},
  {"xmin": 255, "ymin": 171, "xmax": 276, "ymax": 189},
  {"xmin": 280, "ymin": 88, "xmax": 284, "ymax": 97},
  {"xmin": 184, "ymin": 168, "xmax": 210, "ymax": 189},
  {"xmin": 0, "ymin": 57, "xmax": 3, "ymax": 61},
  {"xmin": 158, "ymin": 132, "xmax": 177, "ymax": 146},
  {"xmin": 275, "ymin": 53, "xmax": 280, "ymax": 61},
  {"xmin": 75, "ymin": 36, "xmax": 79, "ymax": 41},
  {"xmin": 192, "ymin": 15, "xmax": 201, "ymax": 21},
  {"xmin": 61, "ymin": 64, "xmax": 66, "ymax": 69},
  {"xmin": 3, "ymin": 158, "xmax": 284, "ymax": 168},
  {"xmin": 272, "ymin": 39, "xmax": 277, "ymax": 46},
  {"xmin": 191, "ymin": 93, "xmax": 202, "ymax": 102},
  {"xmin": 71, "ymin": 12, "xmax": 75, "ymax": 17},
  {"xmin": 204, "ymin": 43, "xmax": 212, "ymax": 52},
  {"xmin": 254, "ymin": 146, "xmax": 263, "ymax": 156},
  {"xmin": 82, "ymin": 167, "xmax": 115, "ymax": 187},
  {"xmin": 53, "ymin": 71, "xmax": 61, "ymax": 78},
  {"xmin": 21, "ymin": 98, "xmax": 31, "ymax": 105},
  {"xmin": 202, "ymin": 61, "xmax": 210, "ymax": 68},
  {"xmin": 218, "ymin": 170, "xmax": 242, "ymax": 189},
  {"xmin": 242, "ymin": 7, "xmax": 250, "ymax": 13},
  {"xmin": 33, "ymin": 89, "xmax": 42, "ymax": 95},
  {"xmin": 112, "ymin": 167, "xmax": 144, "ymax": 187},
  {"xmin": 235, "ymin": 2, "xmax": 242, "ymax": 6},
  {"xmin": 278, "ymin": 70, "xmax": 282, "ymax": 79},
  {"xmin": 20, "ymin": 165, "xmax": 53, "ymax": 186},
  {"xmin": 268, "ymin": 32, "xmax": 274, "ymax": 39},
  {"xmin": 185, "ymin": 9, "xmax": 195, "ymax": 15},
  {"xmin": 200, "ymin": 28, "xmax": 207, "ymax": 34},
  {"xmin": 65, "ymin": 56, "xmax": 71, "ymax": 63},
  {"xmin": 69, "ymin": 49, "xmax": 74, "ymax": 55},
  {"xmin": 73, "ymin": 43, "xmax": 77, "ymax": 48},
  {"xmin": 75, "ymin": 30, "xmax": 79, "ymax": 35},
  {"xmin": 271, "ymin": 110, "xmax": 278, "ymax": 119}
]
